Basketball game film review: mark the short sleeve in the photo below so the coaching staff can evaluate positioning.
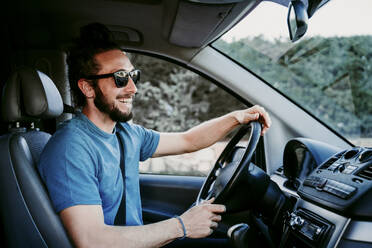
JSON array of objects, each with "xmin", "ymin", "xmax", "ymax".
[
  {"xmin": 38, "ymin": 131, "xmax": 102, "ymax": 212},
  {"xmin": 131, "ymin": 124, "xmax": 160, "ymax": 161}
]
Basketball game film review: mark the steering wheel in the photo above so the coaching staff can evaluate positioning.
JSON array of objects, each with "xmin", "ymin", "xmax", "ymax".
[{"xmin": 196, "ymin": 121, "xmax": 262, "ymax": 210}]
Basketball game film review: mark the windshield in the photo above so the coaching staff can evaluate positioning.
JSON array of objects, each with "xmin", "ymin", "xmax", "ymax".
[{"xmin": 213, "ymin": 0, "xmax": 372, "ymax": 147}]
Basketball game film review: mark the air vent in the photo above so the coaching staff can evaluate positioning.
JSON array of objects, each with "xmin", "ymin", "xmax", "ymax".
[
  {"xmin": 334, "ymin": 150, "xmax": 347, "ymax": 157},
  {"xmin": 357, "ymin": 165, "xmax": 372, "ymax": 180},
  {"xmin": 320, "ymin": 157, "xmax": 339, "ymax": 169},
  {"xmin": 359, "ymin": 150, "xmax": 372, "ymax": 163},
  {"xmin": 343, "ymin": 149, "xmax": 359, "ymax": 160}
]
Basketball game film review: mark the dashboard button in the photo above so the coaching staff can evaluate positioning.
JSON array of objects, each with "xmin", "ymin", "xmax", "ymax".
[
  {"xmin": 324, "ymin": 180, "xmax": 357, "ymax": 199},
  {"xmin": 338, "ymin": 163, "xmax": 347, "ymax": 173},
  {"xmin": 303, "ymin": 179, "xmax": 314, "ymax": 187},
  {"xmin": 317, "ymin": 178, "xmax": 327, "ymax": 188},
  {"xmin": 343, "ymin": 165, "xmax": 357, "ymax": 174},
  {"xmin": 304, "ymin": 177, "xmax": 327, "ymax": 189}
]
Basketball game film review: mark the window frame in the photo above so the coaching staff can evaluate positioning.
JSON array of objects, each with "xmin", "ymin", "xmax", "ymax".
[{"xmin": 125, "ymin": 50, "xmax": 267, "ymax": 175}]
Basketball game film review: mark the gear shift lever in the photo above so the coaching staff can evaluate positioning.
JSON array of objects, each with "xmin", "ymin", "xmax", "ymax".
[{"xmin": 227, "ymin": 223, "xmax": 250, "ymax": 248}]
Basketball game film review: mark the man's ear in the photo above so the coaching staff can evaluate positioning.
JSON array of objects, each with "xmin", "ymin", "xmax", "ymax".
[{"xmin": 78, "ymin": 79, "xmax": 95, "ymax": 98}]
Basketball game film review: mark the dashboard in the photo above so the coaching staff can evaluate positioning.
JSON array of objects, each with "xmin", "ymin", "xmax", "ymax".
[{"xmin": 270, "ymin": 138, "xmax": 372, "ymax": 248}]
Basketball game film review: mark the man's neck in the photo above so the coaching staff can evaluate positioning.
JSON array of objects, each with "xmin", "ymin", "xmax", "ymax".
[{"xmin": 82, "ymin": 106, "xmax": 116, "ymax": 134}]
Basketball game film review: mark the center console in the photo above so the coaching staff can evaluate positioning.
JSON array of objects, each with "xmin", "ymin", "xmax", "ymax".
[
  {"xmin": 298, "ymin": 147, "xmax": 372, "ymax": 219},
  {"xmin": 279, "ymin": 147, "xmax": 372, "ymax": 248},
  {"xmin": 280, "ymin": 209, "xmax": 334, "ymax": 248},
  {"xmin": 229, "ymin": 146, "xmax": 372, "ymax": 248}
]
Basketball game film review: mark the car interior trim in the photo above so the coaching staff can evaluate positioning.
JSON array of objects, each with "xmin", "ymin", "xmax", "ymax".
[
  {"xmin": 295, "ymin": 200, "xmax": 351, "ymax": 248},
  {"xmin": 341, "ymin": 220, "xmax": 372, "ymax": 243}
]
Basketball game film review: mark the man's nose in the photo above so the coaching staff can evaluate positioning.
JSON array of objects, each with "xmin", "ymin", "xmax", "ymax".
[{"xmin": 125, "ymin": 77, "xmax": 137, "ymax": 94}]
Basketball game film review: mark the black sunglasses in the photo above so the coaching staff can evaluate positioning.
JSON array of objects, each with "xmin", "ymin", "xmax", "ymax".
[{"xmin": 85, "ymin": 69, "xmax": 141, "ymax": 88}]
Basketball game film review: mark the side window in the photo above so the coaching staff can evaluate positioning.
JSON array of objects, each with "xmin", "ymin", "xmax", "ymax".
[{"xmin": 128, "ymin": 53, "xmax": 246, "ymax": 176}]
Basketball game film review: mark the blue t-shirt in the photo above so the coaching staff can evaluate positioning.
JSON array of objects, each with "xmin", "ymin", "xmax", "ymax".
[{"xmin": 38, "ymin": 113, "xmax": 160, "ymax": 226}]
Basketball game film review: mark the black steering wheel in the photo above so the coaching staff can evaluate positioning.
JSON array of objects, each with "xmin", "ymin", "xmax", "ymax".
[{"xmin": 196, "ymin": 121, "xmax": 262, "ymax": 210}]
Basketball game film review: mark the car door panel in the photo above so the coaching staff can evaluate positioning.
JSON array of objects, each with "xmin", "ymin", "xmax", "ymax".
[
  {"xmin": 140, "ymin": 174, "xmax": 230, "ymax": 247},
  {"xmin": 140, "ymin": 174, "xmax": 203, "ymax": 223}
]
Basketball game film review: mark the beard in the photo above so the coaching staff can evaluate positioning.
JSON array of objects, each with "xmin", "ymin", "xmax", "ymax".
[{"xmin": 93, "ymin": 86, "xmax": 133, "ymax": 123}]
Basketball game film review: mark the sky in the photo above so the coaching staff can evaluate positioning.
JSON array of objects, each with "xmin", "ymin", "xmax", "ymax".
[{"xmin": 222, "ymin": 0, "xmax": 372, "ymax": 42}]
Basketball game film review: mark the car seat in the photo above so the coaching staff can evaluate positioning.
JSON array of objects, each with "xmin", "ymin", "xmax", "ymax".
[{"xmin": 0, "ymin": 67, "xmax": 73, "ymax": 247}]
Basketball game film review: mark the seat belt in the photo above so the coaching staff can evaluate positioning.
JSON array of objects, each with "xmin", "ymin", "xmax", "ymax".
[{"xmin": 114, "ymin": 132, "xmax": 126, "ymax": 225}]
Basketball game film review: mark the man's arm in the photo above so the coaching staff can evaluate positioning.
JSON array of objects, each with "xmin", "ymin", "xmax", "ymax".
[
  {"xmin": 60, "ymin": 199, "xmax": 224, "ymax": 248},
  {"xmin": 153, "ymin": 105, "xmax": 271, "ymax": 157}
]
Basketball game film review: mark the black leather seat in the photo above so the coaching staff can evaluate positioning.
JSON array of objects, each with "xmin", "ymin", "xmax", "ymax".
[{"xmin": 0, "ymin": 68, "xmax": 73, "ymax": 247}]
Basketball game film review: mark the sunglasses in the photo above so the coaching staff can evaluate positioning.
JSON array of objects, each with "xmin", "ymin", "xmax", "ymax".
[{"xmin": 85, "ymin": 69, "xmax": 141, "ymax": 88}]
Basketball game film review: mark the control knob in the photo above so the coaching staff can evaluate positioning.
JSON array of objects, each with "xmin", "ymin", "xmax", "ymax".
[{"xmin": 289, "ymin": 213, "xmax": 305, "ymax": 230}]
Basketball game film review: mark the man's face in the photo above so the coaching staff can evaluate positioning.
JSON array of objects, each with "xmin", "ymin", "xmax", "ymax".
[{"xmin": 92, "ymin": 49, "xmax": 137, "ymax": 122}]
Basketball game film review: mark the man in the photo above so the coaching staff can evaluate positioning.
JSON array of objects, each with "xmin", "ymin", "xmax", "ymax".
[{"xmin": 38, "ymin": 23, "xmax": 271, "ymax": 248}]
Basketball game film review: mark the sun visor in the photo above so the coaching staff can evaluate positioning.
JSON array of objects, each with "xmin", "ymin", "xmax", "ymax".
[{"xmin": 169, "ymin": 1, "xmax": 234, "ymax": 48}]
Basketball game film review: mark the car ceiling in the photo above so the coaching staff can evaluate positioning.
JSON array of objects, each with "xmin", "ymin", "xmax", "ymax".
[
  {"xmin": 6, "ymin": 0, "xmax": 332, "ymax": 56},
  {"xmin": 4, "ymin": 0, "xmax": 267, "ymax": 63},
  {"xmin": 5, "ymin": 0, "xmax": 329, "ymax": 62},
  {"xmin": 3, "ymin": 0, "xmax": 328, "ymax": 69}
]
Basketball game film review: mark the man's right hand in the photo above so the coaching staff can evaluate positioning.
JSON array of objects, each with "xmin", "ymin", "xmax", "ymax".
[
  {"xmin": 178, "ymin": 198, "xmax": 226, "ymax": 239},
  {"xmin": 59, "ymin": 199, "xmax": 226, "ymax": 248}
]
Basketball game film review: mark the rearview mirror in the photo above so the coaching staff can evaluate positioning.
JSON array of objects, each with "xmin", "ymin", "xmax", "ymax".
[{"xmin": 287, "ymin": 0, "xmax": 308, "ymax": 42}]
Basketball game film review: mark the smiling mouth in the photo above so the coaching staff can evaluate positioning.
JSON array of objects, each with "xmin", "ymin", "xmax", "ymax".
[{"xmin": 118, "ymin": 98, "xmax": 132, "ymax": 104}]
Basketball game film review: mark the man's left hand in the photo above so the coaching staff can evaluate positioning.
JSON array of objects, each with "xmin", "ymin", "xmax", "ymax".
[{"xmin": 232, "ymin": 105, "xmax": 272, "ymax": 135}]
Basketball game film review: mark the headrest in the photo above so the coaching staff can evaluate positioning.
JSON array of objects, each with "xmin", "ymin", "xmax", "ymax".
[{"xmin": 1, "ymin": 67, "xmax": 63, "ymax": 122}]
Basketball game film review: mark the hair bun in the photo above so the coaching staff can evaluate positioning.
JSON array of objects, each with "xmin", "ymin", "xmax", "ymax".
[{"xmin": 79, "ymin": 22, "xmax": 114, "ymax": 47}]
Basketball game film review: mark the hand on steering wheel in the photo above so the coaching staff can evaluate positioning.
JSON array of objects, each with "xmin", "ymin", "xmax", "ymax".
[{"xmin": 196, "ymin": 121, "xmax": 262, "ymax": 211}]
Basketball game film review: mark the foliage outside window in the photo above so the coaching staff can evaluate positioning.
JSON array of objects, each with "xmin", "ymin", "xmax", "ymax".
[
  {"xmin": 129, "ymin": 53, "xmax": 246, "ymax": 176},
  {"xmin": 213, "ymin": 0, "xmax": 372, "ymax": 147}
]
